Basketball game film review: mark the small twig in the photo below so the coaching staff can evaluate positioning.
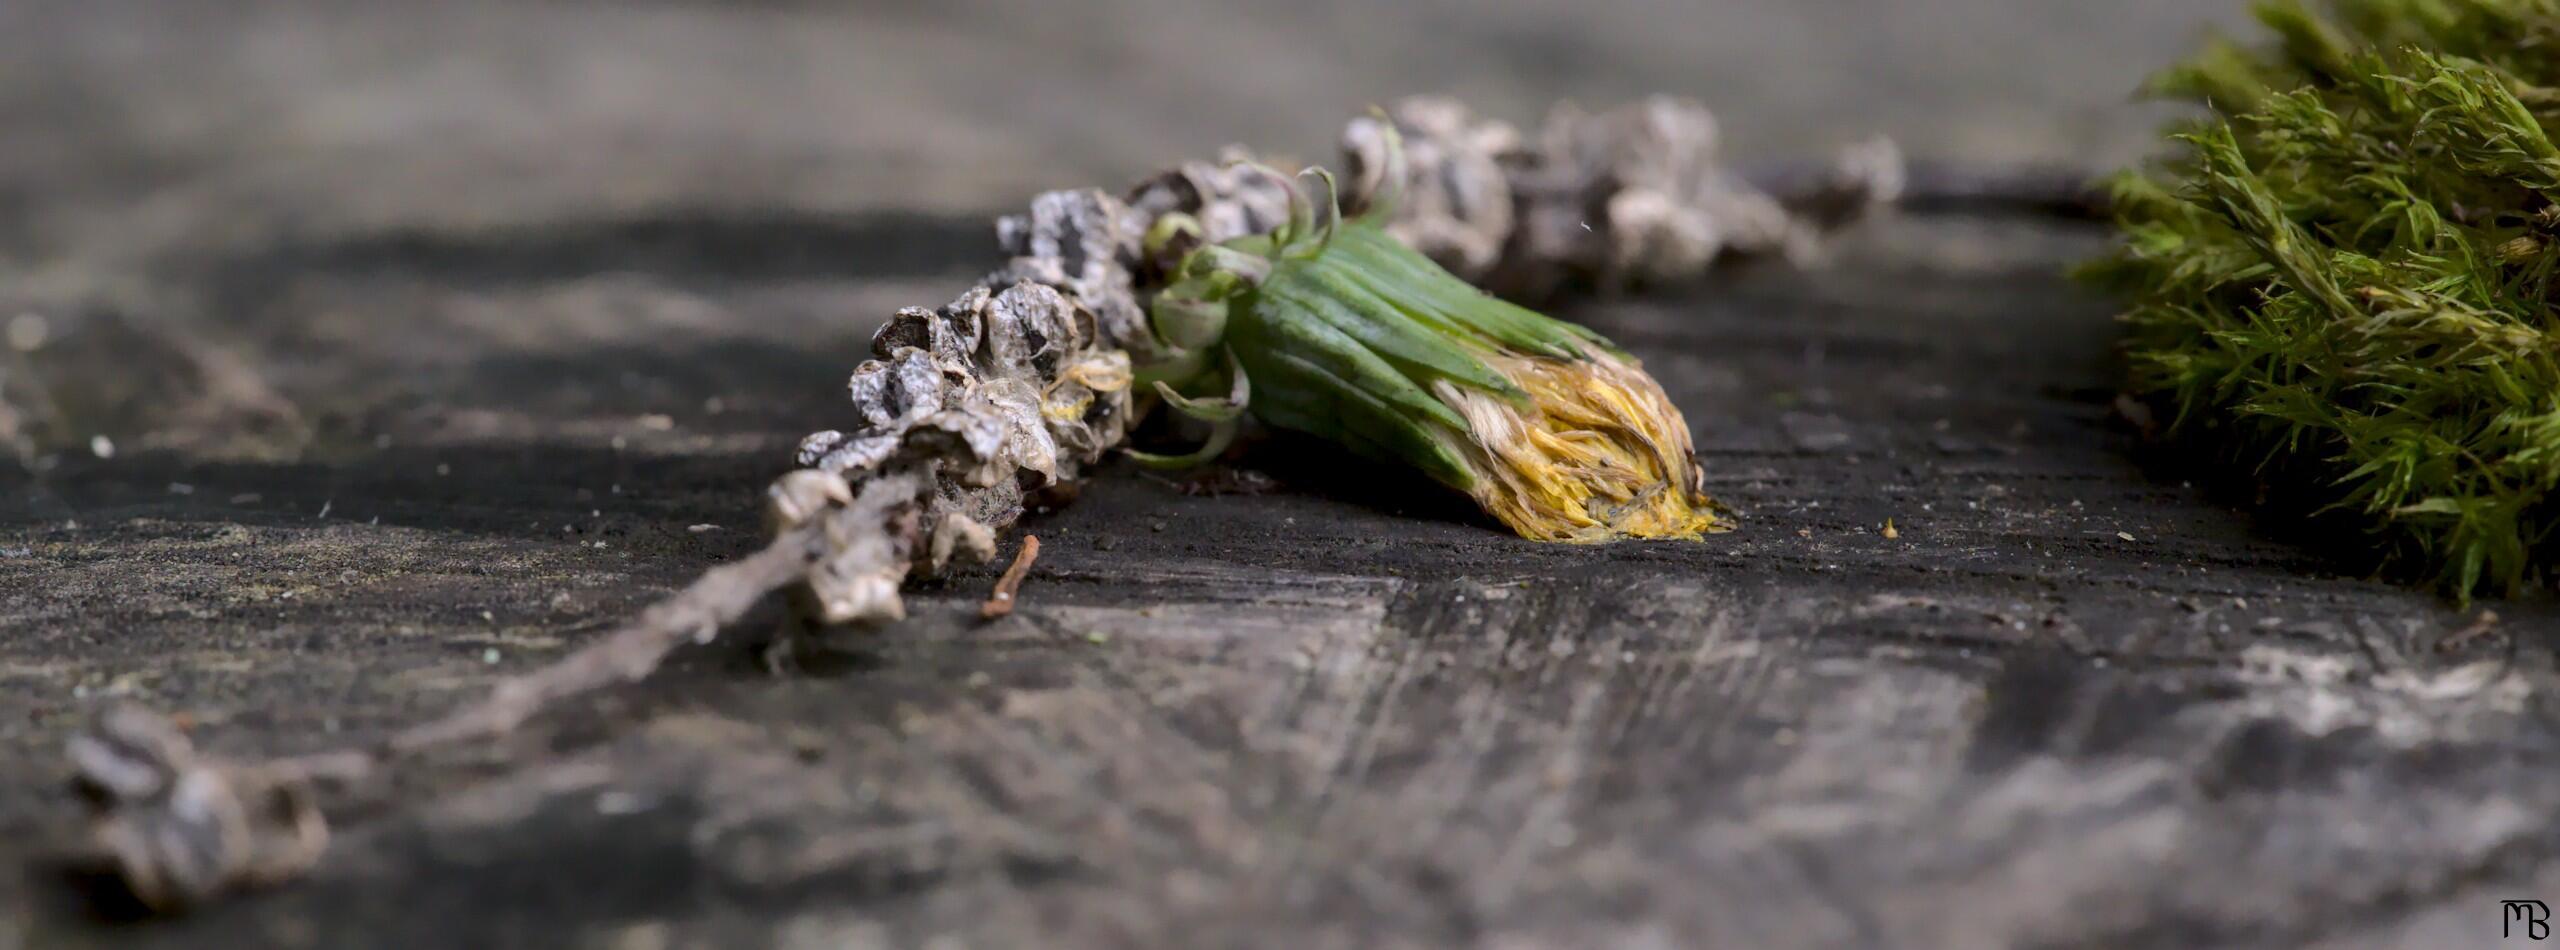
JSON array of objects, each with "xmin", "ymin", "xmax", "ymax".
[
  {"xmin": 2436, "ymin": 609, "xmax": 2503, "ymax": 653},
  {"xmin": 979, "ymin": 535, "xmax": 1042, "ymax": 619}
]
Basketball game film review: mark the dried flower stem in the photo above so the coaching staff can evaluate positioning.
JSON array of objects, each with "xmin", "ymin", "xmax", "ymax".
[
  {"xmin": 58, "ymin": 94, "xmax": 1901, "ymax": 912},
  {"xmin": 394, "ymin": 521, "xmax": 834, "ymax": 752}
]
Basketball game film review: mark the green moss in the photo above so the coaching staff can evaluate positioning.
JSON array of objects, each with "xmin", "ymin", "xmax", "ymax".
[{"xmin": 2089, "ymin": 0, "xmax": 2560, "ymax": 600}]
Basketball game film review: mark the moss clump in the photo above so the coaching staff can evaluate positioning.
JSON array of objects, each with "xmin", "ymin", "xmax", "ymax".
[{"xmin": 2088, "ymin": 0, "xmax": 2560, "ymax": 600}]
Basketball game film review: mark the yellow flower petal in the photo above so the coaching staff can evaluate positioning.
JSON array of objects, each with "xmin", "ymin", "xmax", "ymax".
[{"xmin": 1435, "ymin": 350, "xmax": 1723, "ymax": 541}]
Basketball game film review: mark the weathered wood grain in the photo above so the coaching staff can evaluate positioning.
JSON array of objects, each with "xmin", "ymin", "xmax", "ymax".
[{"xmin": 4, "ymin": 3, "xmax": 2555, "ymax": 948}]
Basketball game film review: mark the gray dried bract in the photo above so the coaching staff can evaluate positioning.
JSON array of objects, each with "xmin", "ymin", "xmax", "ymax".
[
  {"xmin": 845, "ymin": 348, "xmax": 950, "ymax": 433},
  {"xmin": 905, "ymin": 378, "xmax": 1058, "ymax": 488},
  {"xmin": 795, "ymin": 429, "xmax": 902, "ymax": 477},
  {"xmin": 781, "ymin": 186, "xmax": 1151, "ymax": 627},
  {"xmin": 1039, "ymin": 348, "xmax": 1133, "ymax": 465},
  {"xmin": 1517, "ymin": 96, "xmax": 1789, "ymax": 292},
  {"xmin": 811, "ymin": 278, "xmax": 1129, "ymax": 488},
  {"xmin": 1346, "ymin": 95, "xmax": 1903, "ymax": 299},
  {"xmin": 995, "ymin": 189, "xmax": 1153, "ymax": 363},
  {"xmin": 65, "ymin": 705, "xmax": 326, "ymax": 914},
  {"xmin": 801, "ymin": 473, "xmax": 926, "ymax": 625},
  {"xmin": 1780, "ymin": 135, "xmax": 1906, "ymax": 235},
  {"xmin": 1128, "ymin": 146, "xmax": 1299, "ymax": 249},
  {"xmin": 977, "ymin": 282, "xmax": 1089, "ymax": 383},
  {"xmin": 871, "ymin": 304, "xmax": 982, "ymax": 372},
  {"xmin": 1343, "ymin": 99, "xmax": 1520, "ymax": 280},
  {"xmin": 925, "ymin": 509, "xmax": 1000, "ymax": 575},
  {"xmin": 765, "ymin": 467, "xmax": 854, "ymax": 533}
]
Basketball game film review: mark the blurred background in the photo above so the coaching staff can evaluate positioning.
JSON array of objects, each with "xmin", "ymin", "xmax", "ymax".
[
  {"xmin": 0, "ymin": 0, "xmax": 2243, "ymax": 464},
  {"xmin": 5, "ymin": 0, "xmax": 2241, "ymax": 268}
]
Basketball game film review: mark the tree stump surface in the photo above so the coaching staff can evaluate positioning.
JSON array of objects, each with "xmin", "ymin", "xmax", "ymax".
[{"xmin": 3, "ymin": 2, "xmax": 2553, "ymax": 947}]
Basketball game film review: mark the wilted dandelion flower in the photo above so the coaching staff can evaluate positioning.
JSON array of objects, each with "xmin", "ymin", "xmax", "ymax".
[{"xmin": 1135, "ymin": 141, "xmax": 1721, "ymax": 542}]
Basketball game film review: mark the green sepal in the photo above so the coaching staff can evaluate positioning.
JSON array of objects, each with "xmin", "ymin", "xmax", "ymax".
[
  {"xmin": 1328, "ymin": 224, "xmax": 1610, "ymax": 359},
  {"xmin": 1229, "ymin": 289, "xmax": 1469, "ymax": 434},
  {"xmin": 1151, "ymin": 286, "xmax": 1230, "ymax": 353},
  {"xmin": 1127, "ymin": 348, "xmax": 1251, "ymax": 469},
  {"xmin": 1155, "ymin": 348, "xmax": 1250, "ymax": 424},
  {"xmin": 1238, "ymin": 345, "xmax": 1475, "ymax": 489},
  {"xmin": 1126, "ymin": 418, "xmax": 1241, "ymax": 469},
  {"xmin": 1258, "ymin": 266, "xmax": 1523, "ymax": 402}
]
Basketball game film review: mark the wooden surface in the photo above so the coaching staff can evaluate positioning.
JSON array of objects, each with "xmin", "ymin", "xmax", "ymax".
[{"xmin": 6, "ymin": 2, "xmax": 2558, "ymax": 948}]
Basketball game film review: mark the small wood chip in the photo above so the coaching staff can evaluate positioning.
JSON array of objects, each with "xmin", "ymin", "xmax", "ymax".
[{"xmin": 979, "ymin": 535, "xmax": 1042, "ymax": 619}]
